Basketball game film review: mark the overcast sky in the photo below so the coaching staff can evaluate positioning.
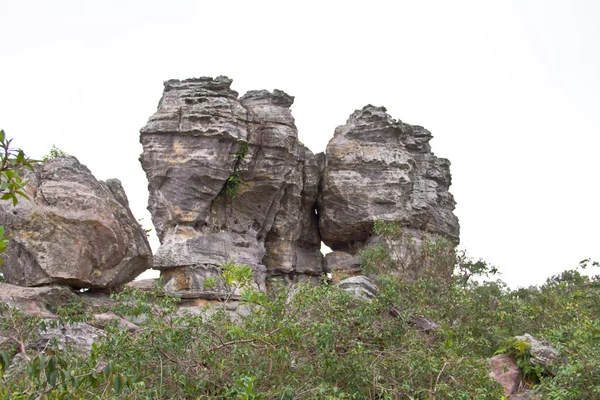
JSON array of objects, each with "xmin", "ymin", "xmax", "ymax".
[{"xmin": 1, "ymin": 0, "xmax": 598, "ymax": 287}]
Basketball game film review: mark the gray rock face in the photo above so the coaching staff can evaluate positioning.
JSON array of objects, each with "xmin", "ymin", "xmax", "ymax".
[
  {"xmin": 0, "ymin": 282, "xmax": 75, "ymax": 317},
  {"xmin": 324, "ymin": 251, "xmax": 362, "ymax": 273},
  {"xmin": 32, "ymin": 322, "xmax": 105, "ymax": 354},
  {"xmin": 140, "ymin": 76, "xmax": 322, "ymax": 297},
  {"xmin": 489, "ymin": 354, "xmax": 522, "ymax": 397},
  {"xmin": 513, "ymin": 334, "xmax": 560, "ymax": 373},
  {"xmin": 319, "ymin": 105, "xmax": 459, "ymax": 254},
  {"xmin": 0, "ymin": 157, "xmax": 152, "ymax": 288},
  {"xmin": 337, "ymin": 276, "xmax": 378, "ymax": 300}
]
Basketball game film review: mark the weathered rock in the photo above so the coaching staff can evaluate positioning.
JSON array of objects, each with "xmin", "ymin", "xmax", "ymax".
[
  {"xmin": 31, "ymin": 322, "xmax": 105, "ymax": 354},
  {"xmin": 337, "ymin": 276, "xmax": 378, "ymax": 300},
  {"xmin": 319, "ymin": 105, "xmax": 459, "ymax": 258},
  {"xmin": 489, "ymin": 354, "xmax": 522, "ymax": 396},
  {"xmin": 513, "ymin": 334, "xmax": 560, "ymax": 373},
  {"xmin": 324, "ymin": 251, "xmax": 362, "ymax": 283},
  {"xmin": 126, "ymin": 278, "xmax": 157, "ymax": 292},
  {"xmin": 0, "ymin": 282, "xmax": 74, "ymax": 317},
  {"xmin": 178, "ymin": 300, "xmax": 253, "ymax": 324},
  {"xmin": 92, "ymin": 312, "xmax": 140, "ymax": 332},
  {"xmin": 324, "ymin": 251, "xmax": 362, "ymax": 273},
  {"xmin": 140, "ymin": 76, "xmax": 322, "ymax": 298},
  {"xmin": 0, "ymin": 157, "xmax": 152, "ymax": 288},
  {"xmin": 409, "ymin": 314, "xmax": 441, "ymax": 333}
]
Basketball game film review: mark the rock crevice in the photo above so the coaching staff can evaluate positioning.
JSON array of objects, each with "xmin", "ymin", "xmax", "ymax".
[
  {"xmin": 139, "ymin": 77, "xmax": 459, "ymax": 298},
  {"xmin": 140, "ymin": 76, "xmax": 323, "ymax": 297}
]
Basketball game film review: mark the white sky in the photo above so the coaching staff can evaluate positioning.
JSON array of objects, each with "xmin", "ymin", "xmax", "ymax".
[{"xmin": 1, "ymin": 0, "xmax": 598, "ymax": 287}]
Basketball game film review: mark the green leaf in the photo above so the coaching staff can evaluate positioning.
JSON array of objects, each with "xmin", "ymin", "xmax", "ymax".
[
  {"xmin": 114, "ymin": 374, "xmax": 125, "ymax": 392},
  {"xmin": 104, "ymin": 361, "xmax": 113, "ymax": 377},
  {"xmin": 15, "ymin": 190, "xmax": 29, "ymax": 200},
  {"xmin": 48, "ymin": 369, "xmax": 59, "ymax": 387},
  {"xmin": 0, "ymin": 351, "xmax": 10, "ymax": 372},
  {"xmin": 0, "ymin": 130, "xmax": 5, "ymax": 143}
]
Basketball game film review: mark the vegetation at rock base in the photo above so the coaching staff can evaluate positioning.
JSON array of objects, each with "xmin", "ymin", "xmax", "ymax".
[{"xmin": 1, "ymin": 223, "xmax": 599, "ymax": 398}]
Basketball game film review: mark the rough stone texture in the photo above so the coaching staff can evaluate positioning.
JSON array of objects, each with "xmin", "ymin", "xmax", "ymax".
[
  {"xmin": 126, "ymin": 279, "xmax": 156, "ymax": 292},
  {"xmin": 0, "ymin": 282, "xmax": 75, "ymax": 317},
  {"xmin": 324, "ymin": 251, "xmax": 363, "ymax": 283},
  {"xmin": 0, "ymin": 157, "xmax": 152, "ymax": 288},
  {"xmin": 178, "ymin": 300, "xmax": 253, "ymax": 324},
  {"xmin": 514, "ymin": 334, "xmax": 560, "ymax": 373},
  {"xmin": 140, "ymin": 76, "xmax": 322, "ymax": 298},
  {"xmin": 409, "ymin": 315, "xmax": 441, "ymax": 333},
  {"xmin": 31, "ymin": 322, "xmax": 105, "ymax": 354},
  {"xmin": 337, "ymin": 276, "xmax": 378, "ymax": 300},
  {"xmin": 324, "ymin": 251, "xmax": 362, "ymax": 273},
  {"xmin": 92, "ymin": 312, "xmax": 140, "ymax": 332},
  {"xmin": 319, "ymin": 105, "xmax": 459, "ymax": 254},
  {"xmin": 489, "ymin": 354, "xmax": 522, "ymax": 396}
]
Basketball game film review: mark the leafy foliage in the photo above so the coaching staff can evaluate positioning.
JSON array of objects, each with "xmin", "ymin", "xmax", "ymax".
[
  {"xmin": 0, "ymin": 221, "xmax": 599, "ymax": 398},
  {"xmin": 217, "ymin": 141, "xmax": 248, "ymax": 199},
  {"xmin": 41, "ymin": 144, "xmax": 69, "ymax": 162},
  {"xmin": 0, "ymin": 130, "xmax": 35, "ymax": 274}
]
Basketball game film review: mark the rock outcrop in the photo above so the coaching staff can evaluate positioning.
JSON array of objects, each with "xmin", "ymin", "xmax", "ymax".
[
  {"xmin": 318, "ymin": 105, "xmax": 459, "ymax": 260},
  {"xmin": 0, "ymin": 282, "xmax": 75, "ymax": 317},
  {"xmin": 513, "ymin": 334, "xmax": 560, "ymax": 373},
  {"xmin": 140, "ymin": 76, "xmax": 322, "ymax": 297},
  {"xmin": 489, "ymin": 354, "xmax": 523, "ymax": 397},
  {"xmin": 0, "ymin": 157, "xmax": 152, "ymax": 288}
]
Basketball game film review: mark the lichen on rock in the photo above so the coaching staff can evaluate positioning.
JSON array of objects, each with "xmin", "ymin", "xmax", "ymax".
[{"xmin": 140, "ymin": 76, "xmax": 323, "ymax": 297}]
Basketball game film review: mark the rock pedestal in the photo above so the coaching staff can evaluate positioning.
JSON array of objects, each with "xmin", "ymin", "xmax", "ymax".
[{"xmin": 140, "ymin": 77, "xmax": 323, "ymax": 298}]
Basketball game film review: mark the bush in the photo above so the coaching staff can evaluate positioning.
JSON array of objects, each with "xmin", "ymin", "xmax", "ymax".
[
  {"xmin": 41, "ymin": 145, "xmax": 69, "ymax": 162},
  {"xmin": 0, "ymin": 222, "xmax": 598, "ymax": 398},
  {"xmin": 0, "ymin": 130, "xmax": 35, "ymax": 277}
]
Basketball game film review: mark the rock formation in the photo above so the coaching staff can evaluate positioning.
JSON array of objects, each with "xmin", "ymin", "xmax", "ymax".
[
  {"xmin": 0, "ymin": 157, "xmax": 152, "ymax": 288},
  {"xmin": 318, "ymin": 105, "xmax": 459, "ymax": 268},
  {"xmin": 139, "ymin": 76, "xmax": 322, "ymax": 298}
]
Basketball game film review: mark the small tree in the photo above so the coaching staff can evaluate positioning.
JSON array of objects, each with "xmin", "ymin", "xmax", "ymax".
[{"xmin": 0, "ymin": 130, "xmax": 35, "ymax": 271}]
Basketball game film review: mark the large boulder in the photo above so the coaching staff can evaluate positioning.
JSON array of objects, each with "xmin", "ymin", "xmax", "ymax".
[
  {"xmin": 0, "ymin": 157, "xmax": 152, "ymax": 288},
  {"xmin": 489, "ymin": 354, "xmax": 522, "ymax": 397},
  {"xmin": 0, "ymin": 282, "xmax": 75, "ymax": 317},
  {"xmin": 140, "ymin": 76, "xmax": 322, "ymax": 298},
  {"xmin": 337, "ymin": 276, "xmax": 378, "ymax": 300},
  {"xmin": 319, "ymin": 105, "xmax": 459, "ymax": 257}
]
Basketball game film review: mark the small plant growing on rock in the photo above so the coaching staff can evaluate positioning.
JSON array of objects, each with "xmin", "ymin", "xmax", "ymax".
[
  {"xmin": 216, "ymin": 142, "xmax": 248, "ymax": 199},
  {"xmin": 41, "ymin": 144, "xmax": 69, "ymax": 162},
  {"xmin": 217, "ymin": 171, "xmax": 244, "ymax": 199}
]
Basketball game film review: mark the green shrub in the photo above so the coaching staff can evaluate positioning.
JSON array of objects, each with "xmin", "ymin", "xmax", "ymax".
[
  {"xmin": 0, "ymin": 221, "xmax": 598, "ymax": 398},
  {"xmin": 41, "ymin": 144, "xmax": 69, "ymax": 162}
]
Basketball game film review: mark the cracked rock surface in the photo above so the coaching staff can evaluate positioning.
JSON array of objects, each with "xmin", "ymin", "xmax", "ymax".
[
  {"xmin": 318, "ymin": 105, "xmax": 459, "ymax": 256},
  {"xmin": 140, "ymin": 76, "xmax": 322, "ymax": 297},
  {"xmin": 0, "ymin": 157, "xmax": 152, "ymax": 288}
]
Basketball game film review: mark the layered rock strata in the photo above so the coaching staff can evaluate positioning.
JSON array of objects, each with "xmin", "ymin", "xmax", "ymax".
[
  {"xmin": 0, "ymin": 157, "xmax": 151, "ymax": 288},
  {"xmin": 140, "ymin": 76, "xmax": 322, "ymax": 298},
  {"xmin": 318, "ymin": 105, "xmax": 459, "ymax": 265}
]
